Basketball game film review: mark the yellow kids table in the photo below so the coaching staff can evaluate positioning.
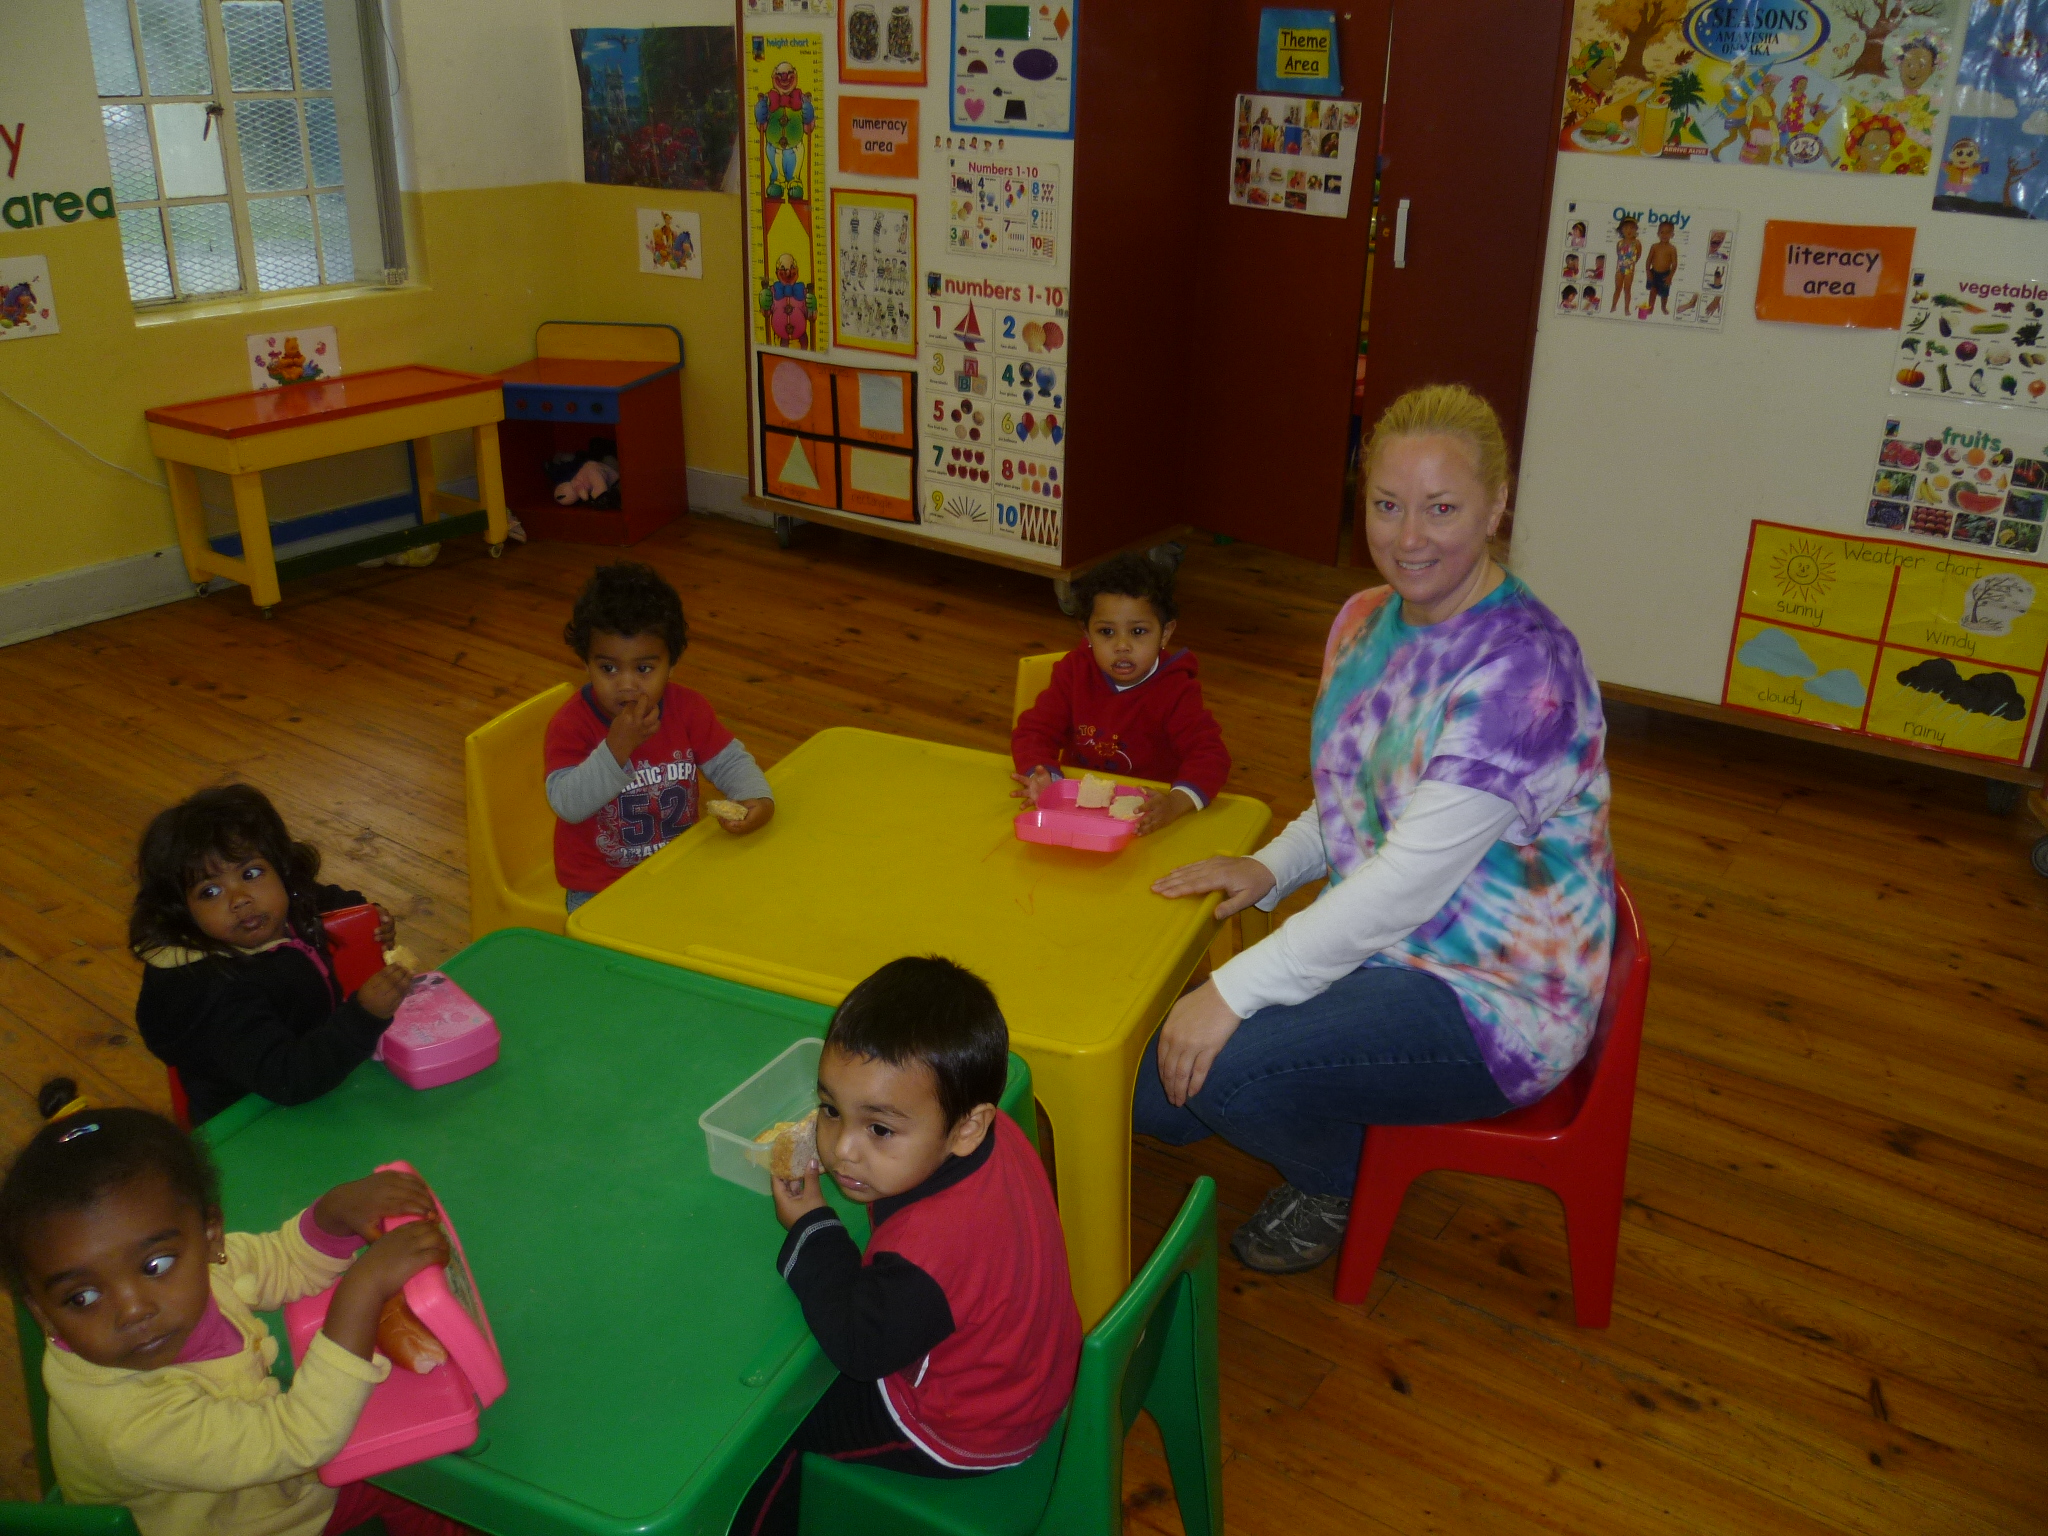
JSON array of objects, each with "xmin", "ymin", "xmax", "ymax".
[
  {"xmin": 568, "ymin": 727, "xmax": 1271, "ymax": 1324},
  {"xmin": 145, "ymin": 365, "xmax": 509, "ymax": 614}
]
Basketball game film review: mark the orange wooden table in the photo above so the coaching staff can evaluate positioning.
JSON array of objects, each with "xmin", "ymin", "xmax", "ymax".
[{"xmin": 145, "ymin": 365, "xmax": 509, "ymax": 614}]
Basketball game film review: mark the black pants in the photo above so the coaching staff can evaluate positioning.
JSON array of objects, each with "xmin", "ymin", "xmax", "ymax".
[{"xmin": 730, "ymin": 1374, "xmax": 984, "ymax": 1536}]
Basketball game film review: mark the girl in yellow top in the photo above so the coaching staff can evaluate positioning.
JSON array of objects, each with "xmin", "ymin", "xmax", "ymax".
[{"xmin": 0, "ymin": 1078, "xmax": 475, "ymax": 1536}]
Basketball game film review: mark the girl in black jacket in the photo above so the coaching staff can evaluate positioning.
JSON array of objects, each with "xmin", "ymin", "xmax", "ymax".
[{"xmin": 131, "ymin": 785, "xmax": 413, "ymax": 1125}]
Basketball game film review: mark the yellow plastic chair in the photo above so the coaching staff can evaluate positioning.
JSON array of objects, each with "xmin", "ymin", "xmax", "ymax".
[
  {"xmin": 1010, "ymin": 650, "xmax": 1064, "ymax": 725},
  {"xmin": 465, "ymin": 681, "xmax": 575, "ymax": 939}
]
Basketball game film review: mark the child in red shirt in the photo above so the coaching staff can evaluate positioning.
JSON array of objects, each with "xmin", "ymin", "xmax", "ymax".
[
  {"xmin": 1011, "ymin": 552, "xmax": 1231, "ymax": 835},
  {"xmin": 544, "ymin": 563, "xmax": 774, "ymax": 909},
  {"xmin": 734, "ymin": 958, "xmax": 1081, "ymax": 1536}
]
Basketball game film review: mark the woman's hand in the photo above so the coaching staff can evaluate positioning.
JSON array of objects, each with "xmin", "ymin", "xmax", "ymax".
[
  {"xmin": 771, "ymin": 1160, "xmax": 827, "ymax": 1229},
  {"xmin": 356, "ymin": 962, "xmax": 414, "ymax": 1020},
  {"xmin": 1009, "ymin": 767, "xmax": 1054, "ymax": 805},
  {"xmin": 720, "ymin": 798, "xmax": 776, "ymax": 836},
  {"xmin": 313, "ymin": 1170, "xmax": 437, "ymax": 1244},
  {"xmin": 1156, "ymin": 980, "xmax": 1243, "ymax": 1106},
  {"xmin": 321, "ymin": 1220, "xmax": 451, "ymax": 1361},
  {"xmin": 1151, "ymin": 855, "xmax": 1276, "ymax": 918}
]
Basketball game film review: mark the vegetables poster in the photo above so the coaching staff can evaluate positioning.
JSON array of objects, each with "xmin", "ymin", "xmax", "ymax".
[
  {"xmin": 1551, "ymin": 198, "xmax": 1736, "ymax": 327},
  {"xmin": 1932, "ymin": 0, "xmax": 2048, "ymax": 219},
  {"xmin": 1890, "ymin": 269, "xmax": 2048, "ymax": 408},
  {"xmin": 1724, "ymin": 520, "xmax": 2048, "ymax": 764},
  {"xmin": 1864, "ymin": 410, "xmax": 2048, "ymax": 559},
  {"xmin": 1560, "ymin": 0, "xmax": 1953, "ymax": 174},
  {"xmin": 746, "ymin": 32, "xmax": 829, "ymax": 351}
]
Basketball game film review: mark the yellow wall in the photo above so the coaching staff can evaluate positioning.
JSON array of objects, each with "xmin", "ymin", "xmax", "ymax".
[{"xmin": 0, "ymin": 179, "xmax": 748, "ymax": 589}]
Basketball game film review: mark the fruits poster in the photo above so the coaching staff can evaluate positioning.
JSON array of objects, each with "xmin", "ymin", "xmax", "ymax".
[
  {"xmin": 1228, "ymin": 94, "xmax": 1362, "ymax": 218},
  {"xmin": 1723, "ymin": 520, "xmax": 2048, "ymax": 764},
  {"xmin": 746, "ymin": 32, "xmax": 829, "ymax": 351},
  {"xmin": 1865, "ymin": 410, "xmax": 2048, "ymax": 559},
  {"xmin": 1890, "ymin": 270, "xmax": 2048, "ymax": 408},
  {"xmin": 1559, "ymin": 0, "xmax": 1953, "ymax": 174},
  {"xmin": 1550, "ymin": 198, "xmax": 1736, "ymax": 328},
  {"xmin": 1932, "ymin": 0, "xmax": 2048, "ymax": 219}
]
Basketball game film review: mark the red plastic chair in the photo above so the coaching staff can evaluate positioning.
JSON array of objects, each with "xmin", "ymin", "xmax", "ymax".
[
  {"xmin": 162, "ymin": 906, "xmax": 386, "ymax": 1131},
  {"xmin": 1331, "ymin": 877, "xmax": 1650, "ymax": 1327}
]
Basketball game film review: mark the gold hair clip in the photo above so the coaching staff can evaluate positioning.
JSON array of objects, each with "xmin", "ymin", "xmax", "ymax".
[{"xmin": 52, "ymin": 1097, "xmax": 89, "ymax": 1121}]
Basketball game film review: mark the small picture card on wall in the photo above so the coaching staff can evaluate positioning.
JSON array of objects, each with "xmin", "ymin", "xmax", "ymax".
[
  {"xmin": 246, "ymin": 325, "xmax": 339, "ymax": 389},
  {"xmin": 832, "ymin": 188, "xmax": 916, "ymax": 355},
  {"xmin": 638, "ymin": 208, "xmax": 703, "ymax": 277},
  {"xmin": 840, "ymin": 0, "xmax": 925, "ymax": 86},
  {"xmin": 746, "ymin": 0, "xmax": 833, "ymax": 13},
  {"xmin": 1754, "ymin": 220, "xmax": 1915, "ymax": 329},
  {"xmin": 0, "ymin": 257, "xmax": 59, "ymax": 340},
  {"xmin": 1228, "ymin": 93, "xmax": 1360, "ymax": 218},
  {"xmin": 839, "ymin": 96, "xmax": 920, "ymax": 178}
]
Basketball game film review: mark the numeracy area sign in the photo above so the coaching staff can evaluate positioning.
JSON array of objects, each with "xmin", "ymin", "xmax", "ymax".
[{"xmin": 1755, "ymin": 219, "xmax": 1914, "ymax": 328}]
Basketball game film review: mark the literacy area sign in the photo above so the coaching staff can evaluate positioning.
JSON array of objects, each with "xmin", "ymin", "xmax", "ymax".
[
  {"xmin": 1754, "ymin": 219, "xmax": 1913, "ymax": 328},
  {"xmin": 1257, "ymin": 9, "xmax": 1341, "ymax": 96}
]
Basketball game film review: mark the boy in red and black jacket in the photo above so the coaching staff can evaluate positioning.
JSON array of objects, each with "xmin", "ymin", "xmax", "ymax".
[
  {"xmin": 1011, "ymin": 552, "xmax": 1231, "ymax": 836},
  {"xmin": 733, "ymin": 958, "xmax": 1081, "ymax": 1536}
]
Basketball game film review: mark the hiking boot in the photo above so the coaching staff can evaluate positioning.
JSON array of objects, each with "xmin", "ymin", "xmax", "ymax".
[{"xmin": 1230, "ymin": 1183, "xmax": 1351, "ymax": 1274}]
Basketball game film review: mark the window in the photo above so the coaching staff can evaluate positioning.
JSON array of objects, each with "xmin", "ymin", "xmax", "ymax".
[{"xmin": 82, "ymin": 0, "xmax": 402, "ymax": 305}]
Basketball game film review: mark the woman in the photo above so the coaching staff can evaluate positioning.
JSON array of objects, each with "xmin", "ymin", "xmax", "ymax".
[{"xmin": 1138, "ymin": 384, "xmax": 1615, "ymax": 1275}]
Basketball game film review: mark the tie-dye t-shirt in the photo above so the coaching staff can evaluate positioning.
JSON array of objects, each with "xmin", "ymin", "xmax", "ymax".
[{"xmin": 1310, "ymin": 575, "xmax": 1614, "ymax": 1105}]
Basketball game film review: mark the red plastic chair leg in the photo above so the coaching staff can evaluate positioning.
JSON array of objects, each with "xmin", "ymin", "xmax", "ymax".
[
  {"xmin": 1332, "ymin": 1136, "xmax": 1421, "ymax": 1305},
  {"xmin": 1560, "ymin": 1174, "xmax": 1624, "ymax": 1328}
]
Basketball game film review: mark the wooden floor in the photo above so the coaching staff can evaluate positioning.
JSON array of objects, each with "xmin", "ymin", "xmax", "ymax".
[{"xmin": 1, "ymin": 514, "xmax": 2044, "ymax": 1532}]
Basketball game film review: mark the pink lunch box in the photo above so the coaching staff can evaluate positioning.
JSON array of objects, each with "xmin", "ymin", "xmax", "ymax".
[
  {"xmin": 378, "ymin": 972, "xmax": 500, "ymax": 1089},
  {"xmin": 284, "ymin": 1161, "xmax": 507, "ymax": 1485},
  {"xmin": 1014, "ymin": 776, "xmax": 1143, "ymax": 853}
]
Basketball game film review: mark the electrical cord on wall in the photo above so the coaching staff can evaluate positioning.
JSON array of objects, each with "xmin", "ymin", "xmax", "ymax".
[{"xmin": 0, "ymin": 384, "xmax": 168, "ymax": 489}]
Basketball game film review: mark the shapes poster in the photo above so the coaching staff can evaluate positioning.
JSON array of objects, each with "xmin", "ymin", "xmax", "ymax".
[
  {"xmin": 841, "ymin": 0, "xmax": 926, "ymax": 86},
  {"xmin": 246, "ymin": 325, "xmax": 337, "ymax": 389},
  {"xmin": 1890, "ymin": 269, "xmax": 2048, "ymax": 406},
  {"xmin": 1229, "ymin": 94, "xmax": 1361, "ymax": 217},
  {"xmin": 572, "ymin": 28, "xmax": 739, "ymax": 191},
  {"xmin": 638, "ymin": 208, "xmax": 702, "ymax": 277},
  {"xmin": 747, "ymin": 33, "xmax": 829, "ymax": 351},
  {"xmin": 1866, "ymin": 411, "xmax": 2048, "ymax": 559},
  {"xmin": 1559, "ymin": 0, "xmax": 1952, "ymax": 174},
  {"xmin": 950, "ymin": 0, "xmax": 1075, "ymax": 137},
  {"xmin": 946, "ymin": 148, "xmax": 1059, "ymax": 262},
  {"xmin": 0, "ymin": 257, "xmax": 58, "ymax": 341},
  {"xmin": 756, "ymin": 353, "xmax": 918, "ymax": 521},
  {"xmin": 1933, "ymin": 0, "xmax": 2048, "ymax": 219},
  {"xmin": 1724, "ymin": 521, "xmax": 2048, "ymax": 762},
  {"xmin": 833, "ymin": 189, "xmax": 916, "ymax": 354},
  {"xmin": 1551, "ymin": 199, "xmax": 1735, "ymax": 328}
]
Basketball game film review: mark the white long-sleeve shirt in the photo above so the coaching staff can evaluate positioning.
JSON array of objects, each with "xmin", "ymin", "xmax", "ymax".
[{"xmin": 1209, "ymin": 781, "xmax": 1519, "ymax": 1021}]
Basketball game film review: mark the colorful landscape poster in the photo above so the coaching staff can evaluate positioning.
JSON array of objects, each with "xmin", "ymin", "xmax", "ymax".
[
  {"xmin": 573, "ymin": 27, "xmax": 739, "ymax": 192},
  {"xmin": 1560, "ymin": 0, "xmax": 1953, "ymax": 174},
  {"xmin": 1932, "ymin": 0, "xmax": 2048, "ymax": 218},
  {"xmin": 746, "ymin": 32, "xmax": 828, "ymax": 351}
]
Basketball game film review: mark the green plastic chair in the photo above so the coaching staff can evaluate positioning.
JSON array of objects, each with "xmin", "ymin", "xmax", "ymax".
[{"xmin": 797, "ymin": 1176, "xmax": 1221, "ymax": 1536}]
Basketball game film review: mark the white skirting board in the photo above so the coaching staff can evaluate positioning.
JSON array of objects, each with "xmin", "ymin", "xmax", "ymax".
[{"xmin": 0, "ymin": 468, "xmax": 763, "ymax": 649}]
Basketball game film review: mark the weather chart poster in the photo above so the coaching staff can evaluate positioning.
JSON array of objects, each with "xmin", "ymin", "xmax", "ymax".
[
  {"xmin": 1552, "ymin": 198, "xmax": 1737, "ymax": 327},
  {"xmin": 1724, "ymin": 521, "xmax": 2048, "ymax": 764}
]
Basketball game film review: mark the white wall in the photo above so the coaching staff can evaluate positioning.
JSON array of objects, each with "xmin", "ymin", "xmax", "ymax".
[{"xmin": 1513, "ymin": 152, "xmax": 2045, "ymax": 703}]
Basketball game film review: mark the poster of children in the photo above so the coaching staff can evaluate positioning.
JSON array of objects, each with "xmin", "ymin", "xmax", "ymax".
[
  {"xmin": 1228, "ymin": 93, "xmax": 1361, "ymax": 217},
  {"xmin": 1931, "ymin": 0, "xmax": 2048, "ymax": 219},
  {"xmin": 1552, "ymin": 200, "xmax": 1736, "ymax": 328},
  {"xmin": 572, "ymin": 28, "xmax": 739, "ymax": 192},
  {"xmin": 637, "ymin": 208, "xmax": 702, "ymax": 277},
  {"xmin": 832, "ymin": 189, "xmax": 916, "ymax": 354},
  {"xmin": 1558, "ymin": 0, "xmax": 1952, "ymax": 174},
  {"xmin": 1890, "ymin": 269, "xmax": 2048, "ymax": 407},
  {"xmin": 0, "ymin": 257, "xmax": 58, "ymax": 341},
  {"xmin": 244, "ymin": 326, "xmax": 338, "ymax": 390},
  {"xmin": 1866, "ymin": 411, "xmax": 2048, "ymax": 558}
]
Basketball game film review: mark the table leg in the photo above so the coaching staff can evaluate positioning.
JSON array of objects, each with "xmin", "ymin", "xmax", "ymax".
[
  {"xmin": 473, "ymin": 421, "xmax": 509, "ymax": 549},
  {"xmin": 1030, "ymin": 1044, "xmax": 1145, "ymax": 1329},
  {"xmin": 165, "ymin": 460, "xmax": 212, "ymax": 590},
  {"xmin": 228, "ymin": 471, "xmax": 282, "ymax": 611},
  {"xmin": 411, "ymin": 435, "xmax": 440, "ymax": 522}
]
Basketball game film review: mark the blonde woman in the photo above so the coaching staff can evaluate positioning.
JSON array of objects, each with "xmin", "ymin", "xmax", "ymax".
[{"xmin": 1141, "ymin": 385, "xmax": 1616, "ymax": 1274}]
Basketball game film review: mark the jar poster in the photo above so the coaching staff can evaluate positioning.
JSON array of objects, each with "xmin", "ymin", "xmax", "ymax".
[{"xmin": 841, "ymin": 0, "xmax": 926, "ymax": 86}]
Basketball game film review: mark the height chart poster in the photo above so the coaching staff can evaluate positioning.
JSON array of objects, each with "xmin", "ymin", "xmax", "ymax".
[{"xmin": 746, "ymin": 33, "xmax": 828, "ymax": 351}]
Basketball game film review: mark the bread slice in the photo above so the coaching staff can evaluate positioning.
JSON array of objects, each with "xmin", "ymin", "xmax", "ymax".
[
  {"xmin": 1107, "ymin": 795, "xmax": 1145, "ymax": 822},
  {"xmin": 707, "ymin": 799, "xmax": 750, "ymax": 825},
  {"xmin": 383, "ymin": 944, "xmax": 420, "ymax": 970},
  {"xmin": 753, "ymin": 1109, "xmax": 819, "ymax": 1180},
  {"xmin": 1076, "ymin": 773, "xmax": 1116, "ymax": 808}
]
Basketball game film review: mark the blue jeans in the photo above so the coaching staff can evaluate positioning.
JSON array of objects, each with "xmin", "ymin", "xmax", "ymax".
[
  {"xmin": 565, "ymin": 889, "xmax": 595, "ymax": 914},
  {"xmin": 1132, "ymin": 964, "xmax": 1512, "ymax": 1198}
]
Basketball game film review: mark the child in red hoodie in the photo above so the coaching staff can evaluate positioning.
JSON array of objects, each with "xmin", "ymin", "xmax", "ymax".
[{"xmin": 1011, "ymin": 552, "xmax": 1231, "ymax": 835}]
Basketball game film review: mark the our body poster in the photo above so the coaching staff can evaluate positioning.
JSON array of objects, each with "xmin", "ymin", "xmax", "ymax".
[
  {"xmin": 1933, "ymin": 0, "xmax": 2048, "ymax": 219},
  {"xmin": 832, "ymin": 189, "xmax": 916, "ymax": 354},
  {"xmin": 945, "ymin": 149, "xmax": 1059, "ymax": 262},
  {"xmin": 1229, "ymin": 94, "xmax": 1361, "ymax": 217},
  {"xmin": 1560, "ymin": 0, "xmax": 1952, "ymax": 174},
  {"xmin": 572, "ymin": 28, "xmax": 738, "ymax": 191},
  {"xmin": 0, "ymin": 257, "xmax": 58, "ymax": 340},
  {"xmin": 638, "ymin": 208, "xmax": 702, "ymax": 277},
  {"xmin": 1890, "ymin": 269, "xmax": 2048, "ymax": 406},
  {"xmin": 746, "ymin": 33, "xmax": 828, "ymax": 351},
  {"xmin": 1865, "ymin": 411, "xmax": 2048, "ymax": 558},
  {"xmin": 1552, "ymin": 198, "xmax": 1735, "ymax": 327},
  {"xmin": 1724, "ymin": 520, "xmax": 2047, "ymax": 764}
]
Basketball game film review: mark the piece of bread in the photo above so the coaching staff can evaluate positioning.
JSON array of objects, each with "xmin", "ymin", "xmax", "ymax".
[
  {"xmin": 1107, "ymin": 795, "xmax": 1145, "ymax": 822},
  {"xmin": 377, "ymin": 1292, "xmax": 447, "ymax": 1374},
  {"xmin": 707, "ymin": 799, "xmax": 749, "ymax": 825},
  {"xmin": 1076, "ymin": 773, "xmax": 1116, "ymax": 809},
  {"xmin": 383, "ymin": 944, "xmax": 420, "ymax": 971},
  {"xmin": 752, "ymin": 1109, "xmax": 819, "ymax": 1180}
]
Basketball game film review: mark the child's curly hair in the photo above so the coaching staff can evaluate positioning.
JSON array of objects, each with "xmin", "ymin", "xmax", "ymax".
[
  {"xmin": 1069, "ymin": 552, "xmax": 1179, "ymax": 626},
  {"xmin": 129, "ymin": 784, "xmax": 328, "ymax": 959},
  {"xmin": 563, "ymin": 561, "xmax": 689, "ymax": 662}
]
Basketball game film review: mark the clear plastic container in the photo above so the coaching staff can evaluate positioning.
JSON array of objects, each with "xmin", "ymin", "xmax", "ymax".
[{"xmin": 699, "ymin": 1038, "xmax": 825, "ymax": 1195}]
